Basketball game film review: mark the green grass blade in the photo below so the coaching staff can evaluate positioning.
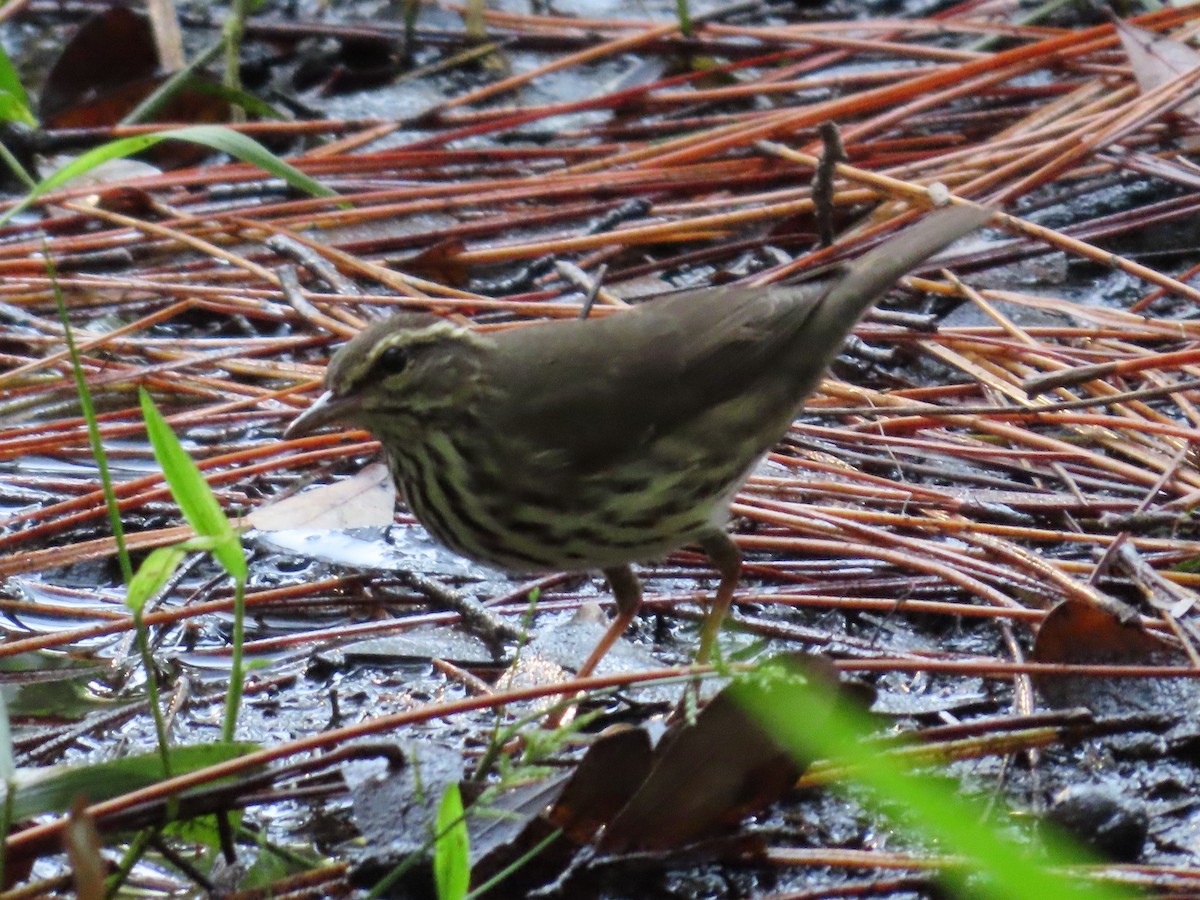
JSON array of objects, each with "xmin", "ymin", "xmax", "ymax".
[
  {"xmin": 126, "ymin": 546, "xmax": 189, "ymax": 614},
  {"xmin": 8, "ymin": 743, "xmax": 257, "ymax": 822},
  {"xmin": 50, "ymin": 260, "xmax": 134, "ymax": 586},
  {"xmin": 139, "ymin": 389, "xmax": 248, "ymax": 740},
  {"xmin": 434, "ymin": 783, "xmax": 470, "ymax": 900},
  {"xmin": 0, "ymin": 45, "xmax": 34, "ymax": 126},
  {"xmin": 138, "ymin": 388, "xmax": 247, "ymax": 583},
  {"xmin": 121, "ymin": 41, "xmax": 225, "ymax": 125},
  {"xmin": 733, "ymin": 660, "xmax": 1131, "ymax": 900},
  {"xmin": 2, "ymin": 125, "xmax": 335, "ymax": 224},
  {"xmin": 127, "ymin": 536, "xmax": 221, "ymax": 614},
  {"xmin": 0, "ymin": 138, "xmax": 35, "ymax": 189}
]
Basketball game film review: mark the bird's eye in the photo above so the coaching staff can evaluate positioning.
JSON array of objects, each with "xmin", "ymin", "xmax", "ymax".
[{"xmin": 375, "ymin": 346, "xmax": 409, "ymax": 377}]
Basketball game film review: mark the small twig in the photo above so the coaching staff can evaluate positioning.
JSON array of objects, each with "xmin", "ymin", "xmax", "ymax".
[
  {"xmin": 555, "ymin": 261, "xmax": 610, "ymax": 320},
  {"xmin": 389, "ymin": 570, "xmax": 524, "ymax": 649},
  {"xmin": 812, "ymin": 121, "xmax": 848, "ymax": 247},
  {"xmin": 266, "ymin": 234, "xmax": 361, "ymax": 296}
]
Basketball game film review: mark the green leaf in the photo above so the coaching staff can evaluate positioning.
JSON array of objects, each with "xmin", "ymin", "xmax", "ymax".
[
  {"xmin": 139, "ymin": 388, "xmax": 247, "ymax": 582},
  {"xmin": 734, "ymin": 659, "xmax": 1131, "ymax": 900},
  {"xmin": 126, "ymin": 537, "xmax": 222, "ymax": 613},
  {"xmin": 184, "ymin": 78, "xmax": 285, "ymax": 121},
  {"xmin": 434, "ymin": 783, "xmax": 470, "ymax": 900},
  {"xmin": 5, "ymin": 743, "xmax": 258, "ymax": 821},
  {"xmin": 0, "ymin": 46, "xmax": 34, "ymax": 126},
  {"xmin": 126, "ymin": 545, "xmax": 188, "ymax": 613},
  {"xmin": 0, "ymin": 91, "xmax": 35, "ymax": 127},
  {"xmin": 5, "ymin": 675, "xmax": 110, "ymax": 721},
  {"xmin": 2, "ymin": 125, "xmax": 335, "ymax": 224},
  {"xmin": 0, "ymin": 654, "xmax": 107, "ymax": 722},
  {"xmin": 240, "ymin": 840, "xmax": 307, "ymax": 888},
  {"xmin": 166, "ymin": 809, "xmax": 242, "ymax": 849}
]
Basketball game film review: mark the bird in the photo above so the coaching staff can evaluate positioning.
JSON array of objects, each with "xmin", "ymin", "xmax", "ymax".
[{"xmin": 285, "ymin": 204, "xmax": 988, "ymax": 677}]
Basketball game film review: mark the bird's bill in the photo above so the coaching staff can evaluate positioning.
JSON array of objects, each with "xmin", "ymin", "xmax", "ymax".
[{"xmin": 284, "ymin": 391, "xmax": 356, "ymax": 439}]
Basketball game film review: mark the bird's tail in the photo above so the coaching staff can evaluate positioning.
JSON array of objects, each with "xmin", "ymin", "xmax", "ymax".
[
  {"xmin": 813, "ymin": 204, "xmax": 991, "ymax": 336},
  {"xmin": 782, "ymin": 203, "xmax": 989, "ymax": 401}
]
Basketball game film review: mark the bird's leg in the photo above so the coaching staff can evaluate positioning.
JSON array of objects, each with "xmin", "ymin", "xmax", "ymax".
[
  {"xmin": 575, "ymin": 564, "xmax": 643, "ymax": 679},
  {"xmin": 543, "ymin": 566, "xmax": 642, "ymax": 729},
  {"xmin": 696, "ymin": 530, "xmax": 742, "ymax": 663}
]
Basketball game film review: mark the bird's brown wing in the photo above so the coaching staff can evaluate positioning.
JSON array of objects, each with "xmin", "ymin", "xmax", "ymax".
[
  {"xmin": 485, "ymin": 205, "xmax": 989, "ymax": 477},
  {"xmin": 484, "ymin": 281, "xmax": 825, "ymax": 476}
]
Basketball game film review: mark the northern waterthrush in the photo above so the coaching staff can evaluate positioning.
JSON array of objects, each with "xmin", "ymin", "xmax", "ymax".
[{"xmin": 286, "ymin": 205, "xmax": 987, "ymax": 676}]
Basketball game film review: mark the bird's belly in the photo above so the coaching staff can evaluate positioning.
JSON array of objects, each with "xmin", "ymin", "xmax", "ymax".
[{"xmin": 392, "ymin": 432, "xmax": 763, "ymax": 574}]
